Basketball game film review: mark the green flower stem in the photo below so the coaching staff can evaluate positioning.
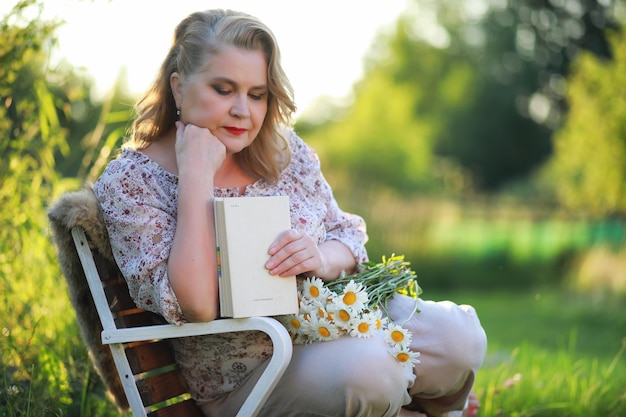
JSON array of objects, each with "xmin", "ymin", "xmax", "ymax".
[{"xmin": 327, "ymin": 254, "xmax": 422, "ymax": 316}]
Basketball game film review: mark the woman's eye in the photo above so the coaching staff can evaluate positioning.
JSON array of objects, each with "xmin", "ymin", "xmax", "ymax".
[
  {"xmin": 249, "ymin": 93, "xmax": 266, "ymax": 101},
  {"xmin": 214, "ymin": 86, "xmax": 231, "ymax": 95}
]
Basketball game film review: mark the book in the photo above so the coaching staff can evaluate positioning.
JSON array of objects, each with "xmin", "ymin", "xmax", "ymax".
[{"xmin": 214, "ymin": 195, "xmax": 299, "ymax": 318}]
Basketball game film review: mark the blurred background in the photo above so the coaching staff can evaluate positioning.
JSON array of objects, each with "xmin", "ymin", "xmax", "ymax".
[{"xmin": 2, "ymin": 0, "xmax": 625, "ymax": 415}]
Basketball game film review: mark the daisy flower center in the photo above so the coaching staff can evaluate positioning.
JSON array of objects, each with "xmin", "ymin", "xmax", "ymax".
[
  {"xmin": 343, "ymin": 291, "xmax": 357, "ymax": 305},
  {"xmin": 318, "ymin": 327, "xmax": 331, "ymax": 338},
  {"xmin": 396, "ymin": 352, "xmax": 410, "ymax": 363},
  {"xmin": 358, "ymin": 322, "xmax": 370, "ymax": 333},
  {"xmin": 290, "ymin": 318, "xmax": 301, "ymax": 329},
  {"xmin": 339, "ymin": 310, "xmax": 351, "ymax": 321},
  {"xmin": 391, "ymin": 330, "xmax": 405, "ymax": 343},
  {"xmin": 309, "ymin": 286, "xmax": 320, "ymax": 297}
]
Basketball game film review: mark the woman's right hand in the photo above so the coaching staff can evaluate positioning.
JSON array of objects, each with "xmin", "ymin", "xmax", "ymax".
[{"xmin": 174, "ymin": 121, "xmax": 226, "ymax": 178}]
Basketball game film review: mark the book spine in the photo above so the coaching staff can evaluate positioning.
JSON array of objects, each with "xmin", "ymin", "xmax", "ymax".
[
  {"xmin": 213, "ymin": 198, "xmax": 229, "ymax": 317},
  {"xmin": 216, "ymin": 246, "xmax": 222, "ymax": 279}
]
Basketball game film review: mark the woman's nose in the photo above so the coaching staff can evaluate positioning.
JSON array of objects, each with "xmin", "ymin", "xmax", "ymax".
[{"xmin": 230, "ymin": 94, "xmax": 250, "ymax": 118}]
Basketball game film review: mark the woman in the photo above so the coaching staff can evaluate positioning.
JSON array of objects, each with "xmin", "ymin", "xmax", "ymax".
[{"xmin": 94, "ymin": 9, "xmax": 486, "ymax": 417}]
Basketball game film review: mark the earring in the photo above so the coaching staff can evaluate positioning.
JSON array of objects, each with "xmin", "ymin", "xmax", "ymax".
[{"xmin": 176, "ymin": 107, "xmax": 181, "ymax": 117}]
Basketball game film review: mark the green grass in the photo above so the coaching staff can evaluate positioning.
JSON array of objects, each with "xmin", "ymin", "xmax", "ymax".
[
  {"xmin": 478, "ymin": 341, "xmax": 625, "ymax": 417},
  {"xmin": 428, "ymin": 288, "xmax": 626, "ymax": 417}
]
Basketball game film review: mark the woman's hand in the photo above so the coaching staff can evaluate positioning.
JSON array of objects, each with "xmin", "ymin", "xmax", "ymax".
[
  {"xmin": 175, "ymin": 121, "xmax": 226, "ymax": 177},
  {"xmin": 265, "ymin": 229, "xmax": 324, "ymax": 278},
  {"xmin": 265, "ymin": 230, "xmax": 357, "ymax": 280}
]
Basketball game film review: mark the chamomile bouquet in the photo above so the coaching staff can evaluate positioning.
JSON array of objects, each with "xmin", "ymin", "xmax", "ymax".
[{"xmin": 277, "ymin": 254, "xmax": 422, "ymax": 367}]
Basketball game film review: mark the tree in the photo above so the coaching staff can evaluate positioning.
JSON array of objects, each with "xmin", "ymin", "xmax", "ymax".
[
  {"xmin": 298, "ymin": 18, "xmax": 477, "ymax": 195},
  {"xmin": 400, "ymin": 0, "xmax": 622, "ymax": 190},
  {"xmin": 298, "ymin": 0, "xmax": 623, "ymax": 193},
  {"xmin": 301, "ymin": 67, "xmax": 436, "ymax": 193},
  {"xmin": 544, "ymin": 28, "xmax": 626, "ymax": 216}
]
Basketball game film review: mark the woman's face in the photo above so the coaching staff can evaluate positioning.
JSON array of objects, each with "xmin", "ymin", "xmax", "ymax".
[{"xmin": 171, "ymin": 47, "xmax": 268, "ymax": 154}]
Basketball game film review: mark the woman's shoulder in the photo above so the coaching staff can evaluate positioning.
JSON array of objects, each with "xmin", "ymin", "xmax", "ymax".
[
  {"xmin": 95, "ymin": 147, "xmax": 177, "ymax": 193},
  {"xmin": 283, "ymin": 128, "xmax": 320, "ymax": 170},
  {"xmin": 283, "ymin": 127, "xmax": 311, "ymax": 151},
  {"xmin": 102, "ymin": 148, "xmax": 171, "ymax": 175}
]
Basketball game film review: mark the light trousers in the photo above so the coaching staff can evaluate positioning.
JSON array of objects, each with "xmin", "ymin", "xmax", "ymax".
[{"xmin": 199, "ymin": 294, "xmax": 487, "ymax": 417}]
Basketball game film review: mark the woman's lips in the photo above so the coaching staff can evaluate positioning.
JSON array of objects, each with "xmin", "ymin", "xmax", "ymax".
[{"xmin": 224, "ymin": 126, "xmax": 247, "ymax": 136}]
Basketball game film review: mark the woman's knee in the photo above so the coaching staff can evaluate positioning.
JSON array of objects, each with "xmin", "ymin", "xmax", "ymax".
[
  {"xmin": 268, "ymin": 336, "xmax": 413, "ymax": 416},
  {"xmin": 440, "ymin": 301, "xmax": 487, "ymax": 370},
  {"xmin": 412, "ymin": 299, "xmax": 487, "ymax": 370},
  {"xmin": 340, "ymin": 361, "xmax": 413, "ymax": 417}
]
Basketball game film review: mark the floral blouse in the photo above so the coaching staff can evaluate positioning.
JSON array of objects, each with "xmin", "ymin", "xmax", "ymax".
[{"xmin": 93, "ymin": 129, "xmax": 368, "ymax": 401}]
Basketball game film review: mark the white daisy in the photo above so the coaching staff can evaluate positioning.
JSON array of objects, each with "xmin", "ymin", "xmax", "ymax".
[
  {"xmin": 391, "ymin": 344, "xmax": 421, "ymax": 368},
  {"xmin": 326, "ymin": 302, "xmax": 355, "ymax": 331},
  {"xmin": 303, "ymin": 314, "xmax": 340, "ymax": 342},
  {"xmin": 336, "ymin": 280, "xmax": 368, "ymax": 312},
  {"xmin": 279, "ymin": 313, "xmax": 307, "ymax": 336},
  {"xmin": 315, "ymin": 305, "xmax": 331, "ymax": 320},
  {"xmin": 302, "ymin": 277, "xmax": 330, "ymax": 303},
  {"xmin": 384, "ymin": 322, "xmax": 413, "ymax": 348},
  {"xmin": 349, "ymin": 311, "xmax": 378, "ymax": 338},
  {"xmin": 298, "ymin": 296, "xmax": 320, "ymax": 318},
  {"xmin": 369, "ymin": 307, "xmax": 388, "ymax": 331},
  {"xmin": 293, "ymin": 332, "xmax": 313, "ymax": 345}
]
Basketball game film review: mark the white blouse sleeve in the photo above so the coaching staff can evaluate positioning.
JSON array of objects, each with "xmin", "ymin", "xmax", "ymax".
[
  {"xmin": 287, "ymin": 131, "xmax": 369, "ymax": 265},
  {"xmin": 94, "ymin": 156, "xmax": 187, "ymax": 325}
]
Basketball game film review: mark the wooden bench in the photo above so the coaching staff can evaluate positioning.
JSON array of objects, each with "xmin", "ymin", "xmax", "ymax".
[{"xmin": 49, "ymin": 187, "xmax": 292, "ymax": 417}]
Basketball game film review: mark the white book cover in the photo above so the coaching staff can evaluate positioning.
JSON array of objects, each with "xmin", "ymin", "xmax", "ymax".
[{"xmin": 214, "ymin": 196, "xmax": 298, "ymax": 318}]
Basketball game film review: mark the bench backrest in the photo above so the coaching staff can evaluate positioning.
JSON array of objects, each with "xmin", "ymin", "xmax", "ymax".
[
  {"xmin": 81, "ymin": 230, "xmax": 204, "ymax": 417},
  {"xmin": 48, "ymin": 187, "xmax": 204, "ymax": 416}
]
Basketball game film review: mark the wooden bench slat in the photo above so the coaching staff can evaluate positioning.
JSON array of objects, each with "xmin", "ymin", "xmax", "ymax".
[
  {"xmin": 137, "ymin": 369, "xmax": 191, "ymax": 405},
  {"xmin": 114, "ymin": 311, "xmax": 165, "ymax": 329},
  {"xmin": 104, "ymin": 282, "xmax": 136, "ymax": 312},
  {"xmin": 126, "ymin": 341, "xmax": 177, "ymax": 375}
]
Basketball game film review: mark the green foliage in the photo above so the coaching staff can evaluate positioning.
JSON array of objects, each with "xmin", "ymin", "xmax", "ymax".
[
  {"xmin": 545, "ymin": 28, "xmax": 626, "ymax": 216},
  {"xmin": 302, "ymin": 69, "xmax": 435, "ymax": 193},
  {"xmin": 0, "ymin": 2, "xmax": 123, "ymax": 415},
  {"xmin": 51, "ymin": 70, "xmax": 134, "ymax": 181},
  {"xmin": 428, "ymin": 0, "xmax": 620, "ymax": 190},
  {"xmin": 333, "ymin": 189, "xmax": 625, "ymax": 299},
  {"xmin": 299, "ymin": 0, "xmax": 623, "ymax": 192}
]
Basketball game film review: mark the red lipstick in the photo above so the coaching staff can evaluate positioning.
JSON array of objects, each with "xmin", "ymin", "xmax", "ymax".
[{"xmin": 224, "ymin": 126, "xmax": 247, "ymax": 136}]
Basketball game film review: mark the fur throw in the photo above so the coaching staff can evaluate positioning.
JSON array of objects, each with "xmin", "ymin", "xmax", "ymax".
[{"xmin": 47, "ymin": 185, "xmax": 128, "ymax": 410}]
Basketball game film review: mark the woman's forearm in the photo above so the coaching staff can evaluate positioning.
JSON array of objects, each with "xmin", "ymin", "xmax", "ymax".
[{"xmin": 168, "ymin": 174, "xmax": 219, "ymax": 322}]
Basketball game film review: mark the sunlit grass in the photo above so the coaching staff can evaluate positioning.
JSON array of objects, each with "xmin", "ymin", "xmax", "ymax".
[
  {"xmin": 433, "ymin": 288, "xmax": 626, "ymax": 417},
  {"xmin": 477, "ymin": 341, "xmax": 625, "ymax": 417}
]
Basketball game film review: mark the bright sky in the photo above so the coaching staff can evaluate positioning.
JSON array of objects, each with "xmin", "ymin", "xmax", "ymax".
[{"xmin": 4, "ymin": 0, "xmax": 409, "ymax": 116}]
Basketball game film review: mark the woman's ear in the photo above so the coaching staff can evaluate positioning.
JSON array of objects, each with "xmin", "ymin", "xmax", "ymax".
[{"xmin": 170, "ymin": 72, "xmax": 183, "ymax": 108}]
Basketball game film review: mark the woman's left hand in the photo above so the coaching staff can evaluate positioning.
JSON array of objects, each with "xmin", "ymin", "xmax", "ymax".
[{"xmin": 265, "ymin": 229, "xmax": 325, "ymax": 278}]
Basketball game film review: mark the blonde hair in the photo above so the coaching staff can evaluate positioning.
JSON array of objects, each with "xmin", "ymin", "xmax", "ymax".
[{"xmin": 130, "ymin": 9, "xmax": 296, "ymax": 182}]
